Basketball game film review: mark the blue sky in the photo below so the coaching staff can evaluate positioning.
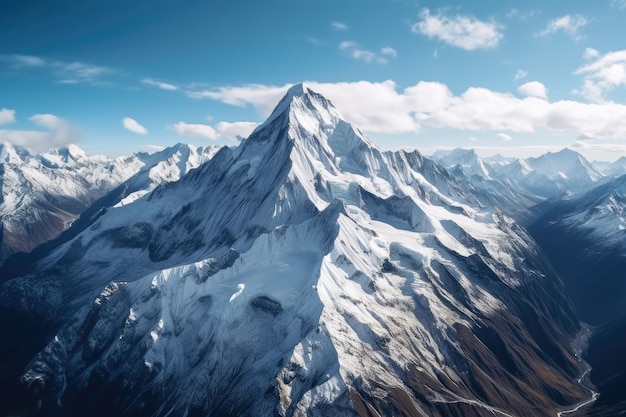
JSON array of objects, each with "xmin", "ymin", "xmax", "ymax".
[{"xmin": 2, "ymin": 0, "xmax": 626, "ymax": 161}]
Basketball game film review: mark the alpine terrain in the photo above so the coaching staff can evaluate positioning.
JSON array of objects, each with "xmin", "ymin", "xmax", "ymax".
[
  {"xmin": 0, "ymin": 143, "xmax": 219, "ymax": 278},
  {"xmin": 529, "ymin": 174, "xmax": 626, "ymax": 416},
  {"xmin": 0, "ymin": 85, "xmax": 595, "ymax": 417}
]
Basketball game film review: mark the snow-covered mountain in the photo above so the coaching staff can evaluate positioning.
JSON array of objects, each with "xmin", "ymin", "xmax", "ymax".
[
  {"xmin": 0, "ymin": 143, "xmax": 135, "ymax": 260},
  {"xmin": 0, "ymin": 142, "xmax": 218, "ymax": 264},
  {"xmin": 1, "ymin": 85, "xmax": 591, "ymax": 417},
  {"xmin": 528, "ymin": 170, "xmax": 626, "ymax": 416},
  {"xmin": 431, "ymin": 148, "xmax": 543, "ymax": 223},
  {"xmin": 529, "ymin": 174, "xmax": 626, "ymax": 325},
  {"xmin": 495, "ymin": 149, "xmax": 603, "ymax": 199},
  {"xmin": 432, "ymin": 148, "xmax": 605, "ymax": 224},
  {"xmin": 483, "ymin": 153, "xmax": 515, "ymax": 166},
  {"xmin": 431, "ymin": 148, "xmax": 492, "ymax": 178},
  {"xmin": 594, "ymin": 156, "xmax": 626, "ymax": 177}
]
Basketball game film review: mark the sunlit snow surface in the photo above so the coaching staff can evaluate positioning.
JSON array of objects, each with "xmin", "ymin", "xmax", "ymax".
[
  {"xmin": 13, "ymin": 85, "xmax": 586, "ymax": 416},
  {"xmin": 0, "ymin": 142, "xmax": 219, "ymax": 260}
]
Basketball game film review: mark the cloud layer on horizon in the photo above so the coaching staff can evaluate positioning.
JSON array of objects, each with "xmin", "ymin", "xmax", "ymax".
[
  {"xmin": 0, "ymin": 113, "xmax": 79, "ymax": 151},
  {"xmin": 171, "ymin": 120, "xmax": 258, "ymax": 141},
  {"xmin": 187, "ymin": 80, "xmax": 626, "ymax": 142}
]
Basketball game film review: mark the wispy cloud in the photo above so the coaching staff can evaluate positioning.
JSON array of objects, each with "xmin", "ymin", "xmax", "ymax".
[
  {"xmin": 187, "ymin": 80, "xmax": 626, "ymax": 141},
  {"xmin": 412, "ymin": 9, "xmax": 503, "ymax": 50},
  {"xmin": 331, "ymin": 21, "xmax": 348, "ymax": 31},
  {"xmin": 0, "ymin": 54, "xmax": 112, "ymax": 85},
  {"xmin": 141, "ymin": 78, "xmax": 178, "ymax": 91},
  {"xmin": 536, "ymin": 14, "xmax": 588, "ymax": 41},
  {"xmin": 56, "ymin": 62, "xmax": 110, "ymax": 84},
  {"xmin": 122, "ymin": 117, "xmax": 148, "ymax": 135},
  {"xmin": 187, "ymin": 84, "xmax": 287, "ymax": 115},
  {"xmin": 611, "ymin": 0, "xmax": 626, "ymax": 9},
  {"xmin": 0, "ymin": 108, "xmax": 16, "ymax": 125},
  {"xmin": 5, "ymin": 54, "xmax": 46, "ymax": 67},
  {"xmin": 514, "ymin": 69, "xmax": 528, "ymax": 80},
  {"xmin": 575, "ymin": 49, "xmax": 626, "ymax": 102},
  {"xmin": 339, "ymin": 41, "xmax": 396, "ymax": 64},
  {"xmin": 505, "ymin": 9, "xmax": 537, "ymax": 21},
  {"xmin": 0, "ymin": 114, "xmax": 78, "ymax": 151},
  {"xmin": 381, "ymin": 47, "xmax": 398, "ymax": 58},
  {"xmin": 171, "ymin": 120, "xmax": 258, "ymax": 141}
]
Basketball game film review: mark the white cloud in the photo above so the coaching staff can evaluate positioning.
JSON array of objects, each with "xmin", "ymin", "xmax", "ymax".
[
  {"xmin": 215, "ymin": 121, "xmax": 259, "ymax": 140},
  {"xmin": 497, "ymin": 133, "xmax": 513, "ymax": 141},
  {"xmin": 338, "ymin": 41, "xmax": 356, "ymax": 49},
  {"xmin": 381, "ymin": 47, "xmax": 398, "ymax": 58},
  {"xmin": 339, "ymin": 41, "xmax": 394, "ymax": 64},
  {"xmin": 575, "ymin": 49, "xmax": 626, "ymax": 102},
  {"xmin": 518, "ymin": 81, "xmax": 548, "ymax": 100},
  {"xmin": 571, "ymin": 140, "xmax": 626, "ymax": 153},
  {"xmin": 171, "ymin": 122, "xmax": 217, "ymax": 140},
  {"xmin": 146, "ymin": 144, "xmax": 166, "ymax": 152},
  {"xmin": 536, "ymin": 14, "xmax": 588, "ymax": 40},
  {"xmin": 340, "ymin": 41, "xmax": 377, "ymax": 63},
  {"xmin": 0, "ymin": 108, "xmax": 16, "ymax": 125},
  {"xmin": 171, "ymin": 121, "xmax": 259, "ymax": 141},
  {"xmin": 122, "ymin": 117, "xmax": 148, "ymax": 135},
  {"xmin": 188, "ymin": 80, "xmax": 626, "ymax": 141},
  {"xmin": 0, "ymin": 114, "xmax": 78, "ymax": 151},
  {"xmin": 331, "ymin": 21, "xmax": 348, "ymax": 31},
  {"xmin": 514, "ymin": 69, "xmax": 528, "ymax": 80},
  {"xmin": 411, "ymin": 9, "xmax": 503, "ymax": 50},
  {"xmin": 584, "ymin": 48, "xmax": 600, "ymax": 60},
  {"xmin": 187, "ymin": 84, "xmax": 288, "ymax": 116},
  {"xmin": 141, "ymin": 78, "xmax": 178, "ymax": 91}
]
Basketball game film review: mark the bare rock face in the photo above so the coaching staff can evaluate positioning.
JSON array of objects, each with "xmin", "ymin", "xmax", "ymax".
[{"xmin": 1, "ymin": 85, "xmax": 591, "ymax": 417}]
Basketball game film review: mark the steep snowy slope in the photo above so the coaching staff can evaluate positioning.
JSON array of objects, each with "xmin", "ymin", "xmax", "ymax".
[
  {"xmin": 0, "ymin": 142, "xmax": 218, "ymax": 264},
  {"xmin": 529, "ymin": 175, "xmax": 626, "ymax": 325},
  {"xmin": 2, "ymin": 85, "xmax": 590, "ymax": 417}
]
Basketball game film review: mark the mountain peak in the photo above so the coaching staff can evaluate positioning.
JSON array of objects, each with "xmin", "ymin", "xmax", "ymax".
[
  {"xmin": 0, "ymin": 142, "xmax": 27, "ymax": 164},
  {"xmin": 286, "ymin": 82, "xmax": 310, "ymax": 98},
  {"xmin": 251, "ymin": 82, "xmax": 343, "ymax": 143}
]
